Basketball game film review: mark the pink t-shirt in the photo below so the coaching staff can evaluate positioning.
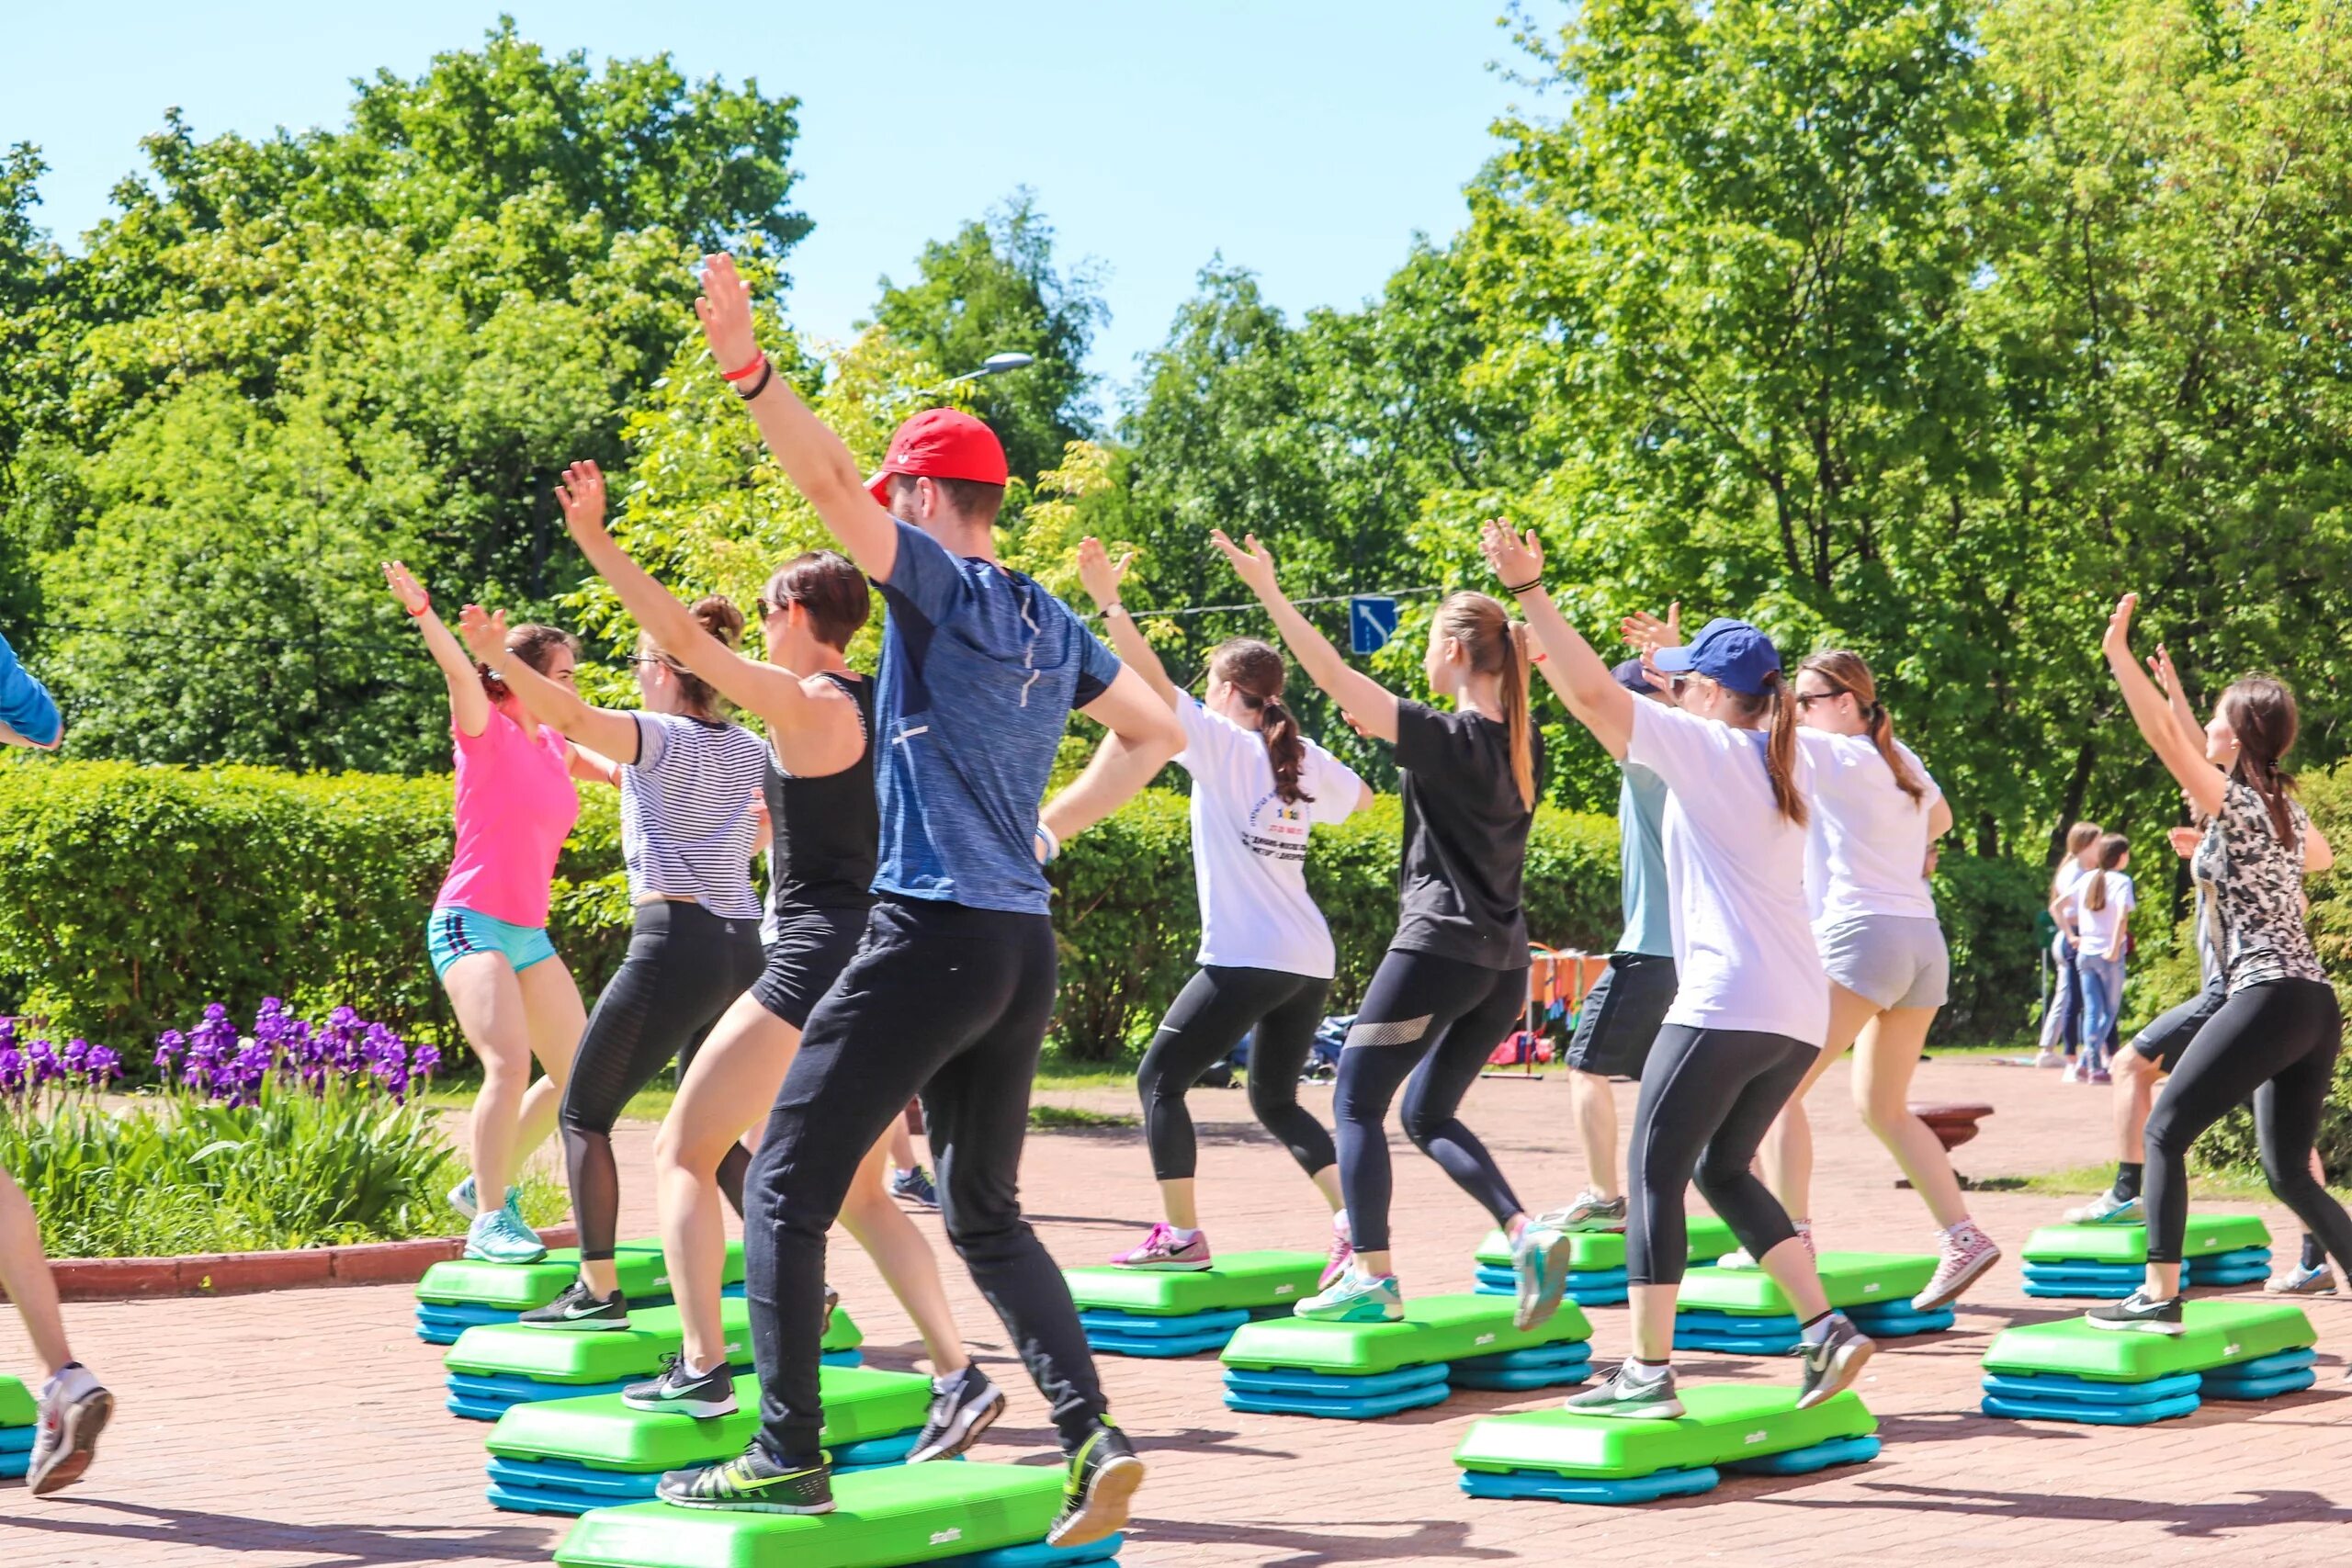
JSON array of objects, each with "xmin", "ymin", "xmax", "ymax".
[{"xmin": 433, "ymin": 706, "xmax": 581, "ymax": 928}]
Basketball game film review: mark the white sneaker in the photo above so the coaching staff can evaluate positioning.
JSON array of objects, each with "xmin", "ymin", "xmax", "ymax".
[
  {"xmin": 2032, "ymin": 1049, "xmax": 2064, "ymax": 1068},
  {"xmin": 1721, "ymin": 1219, "xmax": 1811, "ymax": 1271},
  {"xmin": 27, "ymin": 1363, "xmax": 111, "ymax": 1495}
]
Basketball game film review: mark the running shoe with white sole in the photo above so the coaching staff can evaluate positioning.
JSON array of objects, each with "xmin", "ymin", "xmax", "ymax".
[
  {"xmin": 464, "ymin": 1206, "xmax": 549, "ymax": 1264},
  {"xmin": 1563, "ymin": 1359, "xmax": 1684, "ymax": 1420},
  {"xmin": 1795, "ymin": 1314, "xmax": 1875, "ymax": 1408},
  {"xmin": 1109, "ymin": 1223, "xmax": 1212, "ymax": 1271},
  {"xmin": 1538, "ymin": 1187, "xmax": 1628, "ymax": 1235},
  {"xmin": 889, "ymin": 1165, "xmax": 940, "ymax": 1209},
  {"xmin": 1048, "ymin": 1421, "xmax": 1145, "ymax": 1549},
  {"xmin": 624, "ymin": 1354, "xmax": 737, "ymax": 1417},
  {"xmin": 2064, "ymin": 1189, "xmax": 2143, "ymax": 1226},
  {"xmin": 907, "ymin": 1365, "xmax": 1005, "ymax": 1462},
  {"xmin": 2032, "ymin": 1048, "xmax": 2064, "ymax": 1067},
  {"xmin": 2267, "ymin": 1263, "xmax": 2338, "ymax": 1297},
  {"xmin": 1912, "ymin": 1222, "xmax": 2001, "ymax": 1311},
  {"xmin": 1320, "ymin": 1213, "xmax": 1354, "ymax": 1292},
  {"xmin": 2085, "ymin": 1288, "xmax": 2185, "ymax": 1335},
  {"xmin": 1721, "ymin": 1218, "xmax": 1811, "ymax": 1271},
  {"xmin": 1294, "ymin": 1269, "xmax": 1403, "ymax": 1323},
  {"xmin": 1512, "ymin": 1223, "xmax": 1571, "ymax": 1332},
  {"xmin": 518, "ymin": 1278, "xmax": 629, "ymax": 1330},
  {"xmin": 658, "ymin": 1445, "xmax": 833, "ymax": 1513},
  {"xmin": 26, "ymin": 1363, "xmax": 111, "ymax": 1496}
]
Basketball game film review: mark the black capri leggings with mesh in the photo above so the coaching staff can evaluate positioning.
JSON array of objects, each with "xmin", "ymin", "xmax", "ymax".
[
  {"xmin": 1136, "ymin": 965, "xmax": 1336, "ymax": 1182},
  {"xmin": 1334, "ymin": 948, "xmax": 1530, "ymax": 1253},
  {"xmin": 1625, "ymin": 1025, "xmax": 1817, "ymax": 1287},
  {"xmin": 560, "ymin": 899, "xmax": 763, "ymax": 1262}
]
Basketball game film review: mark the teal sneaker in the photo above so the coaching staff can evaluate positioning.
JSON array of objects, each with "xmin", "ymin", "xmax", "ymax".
[
  {"xmin": 1512, "ymin": 1223, "xmax": 1570, "ymax": 1332},
  {"xmin": 1293, "ymin": 1269, "xmax": 1403, "ymax": 1323},
  {"xmin": 464, "ymin": 1207, "xmax": 548, "ymax": 1264},
  {"xmin": 449, "ymin": 1176, "xmax": 523, "ymax": 1223}
]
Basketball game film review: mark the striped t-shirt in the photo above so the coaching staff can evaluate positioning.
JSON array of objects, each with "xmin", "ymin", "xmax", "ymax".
[{"xmin": 622, "ymin": 712, "xmax": 768, "ymax": 919}]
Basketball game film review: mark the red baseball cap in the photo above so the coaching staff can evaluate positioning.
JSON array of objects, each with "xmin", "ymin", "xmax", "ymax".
[{"xmin": 865, "ymin": 409, "xmax": 1010, "ymax": 505}]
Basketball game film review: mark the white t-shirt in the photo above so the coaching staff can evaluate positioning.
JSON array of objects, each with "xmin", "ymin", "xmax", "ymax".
[
  {"xmin": 2071, "ymin": 869, "xmax": 2136, "ymax": 960},
  {"xmin": 1802, "ymin": 733, "xmax": 1943, "ymax": 928},
  {"xmin": 1177, "ymin": 695, "xmax": 1366, "ymax": 977},
  {"xmin": 1626, "ymin": 701, "xmax": 1830, "ymax": 1044}
]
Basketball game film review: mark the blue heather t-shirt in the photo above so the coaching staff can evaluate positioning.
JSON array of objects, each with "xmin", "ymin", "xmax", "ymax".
[
  {"xmin": 1617, "ymin": 761, "xmax": 1673, "ymax": 957},
  {"xmin": 873, "ymin": 519, "xmax": 1122, "ymax": 915},
  {"xmin": 0, "ymin": 632, "xmax": 60, "ymax": 748}
]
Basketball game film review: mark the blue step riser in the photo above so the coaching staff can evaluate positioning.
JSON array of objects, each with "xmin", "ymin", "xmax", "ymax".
[
  {"xmin": 416, "ymin": 1282, "xmax": 748, "ymax": 1344},
  {"xmin": 485, "ymin": 1435, "xmax": 930, "ymax": 1516},
  {"xmin": 447, "ymin": 1349, "xmax": 862, "ymax": 1421}
]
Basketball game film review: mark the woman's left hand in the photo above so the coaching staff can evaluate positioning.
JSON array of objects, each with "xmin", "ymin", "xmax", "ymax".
[
  {"xmin": 2102, "ymin": 592, "xmax": 2139, "ymax": 658},
  {"xmin": 556, "ymin": 461, "xmax": 608, "ymax": 540}
]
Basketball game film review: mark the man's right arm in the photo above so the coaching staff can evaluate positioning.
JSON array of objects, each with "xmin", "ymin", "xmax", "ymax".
[{"xmin": 0, "ymin": 632, "xmax": 61, "ymax": 750}]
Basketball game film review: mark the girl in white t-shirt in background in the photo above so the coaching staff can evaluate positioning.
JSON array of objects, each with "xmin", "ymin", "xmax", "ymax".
[
  {"xmin": 1077, "ymin": 541, "xmax": 1373, "ymax": 1283},
  {"xmin": 1487, "ymin": 522, "xmax": 1871, "ymax": 1419},
  {"xmin": 2066, "ymin": 833, "xmax": 2135, "ymax": 1083},
  {"xmin": 1707, "ymin": 649, "xmax": 1996, "ymax": 1313}
]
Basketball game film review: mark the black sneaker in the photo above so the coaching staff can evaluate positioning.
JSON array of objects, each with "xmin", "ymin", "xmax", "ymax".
[
  {"xmin": 1563, "ymin": 1358, "xmax": 1684, "ymax": 1420},
  {"xmin": 907, "ymin": 1366, "xmax": 1006, "ymax": 1462},
  {"xmin": 518, "ymin": 1278, "xmax": 629, "ymax": 1331},
  {"xmin": 1047, "ymin": 1419, "xmax": 1145, "ymax": 1549},
  {"xmin": 1795, "ymin": 1314, "xmax": 1876, "ymax": 1408},
  {"xmin": 891, "ymin": 1165, "xmax": 940, "ymax": 1208},
  {"xmin": 657, "ymin": 1444, "xmax": 833, "ymax": 1514},
  {"xmin": 624, "ymin": 1354, "xmax": 738, "ymax": 1417},
  {"xmin": 2086, "ymin": 1288, "xmax": 2186, "ymax": 1336}
]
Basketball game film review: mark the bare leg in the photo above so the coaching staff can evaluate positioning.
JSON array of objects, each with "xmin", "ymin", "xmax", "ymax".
[
  {"xmin": 1850, "ymin": 1008, "xmax": 1968, "ymax": 1228},
  {"xmin": 512, "ymin": 958, "xmax": 587, "ymax": 1189},
  {"xmin": 443, "ymin": 953, "xmax": 534, "ymax": 1207},
  {"xmin": 1568, "ymin": 1067, "xmax": 1623, "ymax": 1200},
  {"xmin": 1758, "ymin": 986, "xmax": 1883, "ymax": 1224},
  {"xmin": 0, "ymin": 1166, "xmax": 70, "ymax": 1375},
  {"xmin": 888, "ymin": 1118, "xmax": 919, "ymax": 1174},
  {"xmin": 1158, "ymin": 1179, "xmax": 1200, "ymax": 1231},
  {"xmin": 2112, "ymin": 1046, "xmax": 2158, "ymax": 1164},
  {"xmin": 840, "ymin": 1136, "xmax": 969, "ymax": 1375},
  {"xmin": 1309, "ymin": 1165, "xmax": 1343, "ymax": 1212}
]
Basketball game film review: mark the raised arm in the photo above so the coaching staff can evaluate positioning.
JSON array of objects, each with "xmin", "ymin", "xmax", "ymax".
[
  {"xmin": 2102, "ymin": 594, "xmax": 2226, "ymax": 821},
  {"xmin": 1040, "ymin": 666, "xmax": 1185, "ymax": 850},
  {"xmin": 0, "ymin": 630, "xmax": 61, "ymax": 750},
  {"xmin": 2147, "ymin": 643, "xmax": 2205, "ymax": 757},
  {"xmin": 457, "ymin": 604, "xmax": 643, "ymax": 763},
  {"xmin": 554, "ymin": 461, "xmax": 854, "ymax": 772},
  {"xmin": 384, "ymin": 563, "xmax": 492, "ymax": 738},
  {"xmin": 1076, "ymin": 537, "xmax": 1178, "ymax": 710},
  {"xmin": 695, "ymin": 253, "xmax": 899, "ymax": 582},
  {"xmin": 1209, "ymin": 529, "xmax": 1400, "ymax": 741},
  {"xmin": 1481, "ymin": 521, "xmax": 1635, "ymax": 759}
]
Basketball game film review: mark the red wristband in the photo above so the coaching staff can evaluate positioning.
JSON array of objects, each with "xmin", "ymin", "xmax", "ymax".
[
  {"xmin": 720, "ymin": 355, "xmax": 768, "ymax": 382},
  {"xmin": 406, "ymin": 597, "xmax": 430, "ymax": 617}
]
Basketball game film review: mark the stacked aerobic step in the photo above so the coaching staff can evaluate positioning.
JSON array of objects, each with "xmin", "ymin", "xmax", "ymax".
[
  {"xmin": 554, "ymin": 1461, "xmax": 1122, "ymax": 1568},
  {"xmin": 1454, "ymin": 1385, "xmax": 1879, "ymax": 1505},
  {"xmin": 486, "ymin": 1364, "xmax": 935, "ymax": 1516},
  {"xmin": 444, "ymin": 1296, "xmax": 863, "ymax": 1420},
  {"xmin": 1473, "ymin": 1216, "xmax": 1737, "ymax": 1305},
  {"xmin": 2019, "ymin": 1215, "xmax": 2270, "ymax": 1299},
  {"xmin": 415, "ymin": 1239, "xmax": 749, "ymax": 1343},
  {"xmin": 1063, "ymin": 1250, "xmax": 1324, "ymax": 1357},
  {"xmin": 1675, "ymin": 1251, "xmax": 1945, "ymax": 1352},
  {"xmin": 1979, "ymin": 1299, "xmax": 2316, "ymax": 1425},
  {"xmin": 1220, "ymin": 1293, "xmax": 1594, "ymax": 1418},
  {"xmin": 0, "ymin": 1375, "xmax": 32, "ymax": 1481}
]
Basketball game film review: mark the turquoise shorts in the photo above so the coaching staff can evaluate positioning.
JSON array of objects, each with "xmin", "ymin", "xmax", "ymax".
[{"xmin": 427, "ymin": 906, "xmax": 559, "ymax": 980}]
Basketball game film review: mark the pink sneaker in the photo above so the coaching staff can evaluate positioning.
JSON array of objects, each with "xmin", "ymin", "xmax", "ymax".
[
  {"xmin": 1912, "ymin": 1220, "xmax": 2001, "ymax": 1311},
  {"xmin": 1321, "ymin": 1213, "xmax": 1354, "ymax": 1292},
  {"xmin": 1110, "ymin": 1223, "xmax": 1212, "ymax": 1270}
]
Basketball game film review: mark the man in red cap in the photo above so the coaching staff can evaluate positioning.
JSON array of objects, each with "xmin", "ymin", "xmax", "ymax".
[{"xmin": 661, "ymin": 252, "xmax": 1178, "ymax": 1547}]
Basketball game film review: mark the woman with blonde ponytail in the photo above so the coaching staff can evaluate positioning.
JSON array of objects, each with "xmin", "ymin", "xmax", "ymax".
[
  {"xmin": 1711, "ymin": 649, "xmax": 1996, "ymax": 1313},
  {"xmin": 1486, "ymin": 521, "xmax": 1871, "ymax": 1418},
  {"xmin": 1074, "ymin": 541, "xmax": 1372, "ymax": 1281},
  {"xmin": 1211, "ymin": 527, "xmax": 1570, "ymax": 1332}
]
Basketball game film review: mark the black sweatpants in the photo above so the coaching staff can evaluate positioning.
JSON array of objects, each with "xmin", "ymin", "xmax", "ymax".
[
  {"xmin": 1137, "ymin": 965, "xmax": 1336, "ymax": 1182},
  {"xmin": 1335, "ymin": 947, "xmax": 1530, "ymax": 1254},
  {"xmin": 1625, "ymin": 1024, "xmax": 1817, "ymax": 1286},
  {"xmin": 560, "ymin": 900, "xmax": 762, "ymax": 1262},
  {"xmin": 2143, "ymin": 976, "xmax": 2352, "ymax": 1269},
  {"xmin": 745, "ymin": 897, "xmax": 1106, "ymax": 1463}
]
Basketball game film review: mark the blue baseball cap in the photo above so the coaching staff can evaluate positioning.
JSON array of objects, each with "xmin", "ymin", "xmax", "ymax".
[
  {"xmin": 1649, "ymin": 618, "xmax": 1783, "ymax": 695},
  {"xmin": 1611, "ymin": 657, "xmax": 1662, "ymax": 696}
]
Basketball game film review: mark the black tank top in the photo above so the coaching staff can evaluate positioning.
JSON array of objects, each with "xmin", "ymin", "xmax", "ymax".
[{"xmin": 764, "ymin": 671, "xmax": 878, "ymax": 915}]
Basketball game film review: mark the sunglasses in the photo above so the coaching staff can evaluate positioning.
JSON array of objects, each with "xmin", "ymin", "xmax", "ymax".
[{"xmin": 1794, "ymin": 689, "xmax": 1846, "ymax": 709}]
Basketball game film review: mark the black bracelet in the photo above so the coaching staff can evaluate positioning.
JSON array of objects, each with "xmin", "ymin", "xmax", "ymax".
[
  {"xmin": 732, "ymin": 356, "xmax": 774, "ymax": 400},
  {"xmin": 1502, "ymin": 575, "xmax": 1544, "ymax": 595}
]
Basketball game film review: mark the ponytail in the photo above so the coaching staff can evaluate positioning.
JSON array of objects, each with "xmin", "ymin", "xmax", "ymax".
[
  {"xmin": 1435, "ymin": 592, "xmax": 1536, "ymax": 812},
  {"xmin": 1798, "ymin": 649, "xmax": 1922, "ymax": 804},
  {"xmin": 1209, "ymin": 637, "xmax": 1314, "ymax": 806},
  {"xmin": 1260, "ymin": 695, "xmax": 1309, "ymax": 804},
  {"xmin": 2219, "ymin": 676, "xmax": 2301, "ymax": 848},
  {"xmin": 2082, "ymin": 832, "xmax": 2128, "ymax": 912},
  {"xmin": 1502, "ymin": 621, "xmax": 1536, "ymax": 812},
  {"xmin": 1758, "ymin": 670, "xmax": 1808, "ymax": 829},
  {"xmin": 643, "ymin": 596, "xmax": 745, "ymax": 718}
]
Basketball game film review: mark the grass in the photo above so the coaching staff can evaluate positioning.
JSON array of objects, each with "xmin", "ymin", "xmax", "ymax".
[{"xmin": 1029, "ymin": 1104, "xmax": 1138, "ymax": 1131}]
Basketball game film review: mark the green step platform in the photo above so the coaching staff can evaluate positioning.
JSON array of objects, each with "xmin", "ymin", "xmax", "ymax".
[
  {"xmin": 1064, "ymin": 1250, "xmax": 1324, "ymax": 1358},
  {"xmin": 416, "ymin": 1240, "xmax": 750, "ymax": 1343},
  {"xmin": 1455, "ymin": 1384, "xmax": 1879, "ymax": 1504},
  {"xmin": 1221, "ymin": 1292, "xmax": 1594, "ymax": 1417},
  {"xmin": 1676, "ymin": 1251, "xmax": 1947, "ymax": 1352},
  {"xmin": 555, "ymin": 1460, "xmax": 1122, "ymax": 1568},
  {"xmin": 0, "ymin": 1374, "xmax": 32, "ymax": 1481},
  {"xmin": 487, "ymin": 1364, "xmax": 936, "ymax": 1516},
  {"xmin": 446, "ymin": 1298, "xmax": 864, "ymax": 1420},
  {"xmin": 1980, "ymin": 1299, "xmax": 2316, "ymax": 1424},
  {"xmin": 1473, "ymin": 1216, "xmax": 1736, "ymax": 1304},
  {"xmin": 2020, "ymin": 1215, "xmax": 2272, "ymax": 1299}
]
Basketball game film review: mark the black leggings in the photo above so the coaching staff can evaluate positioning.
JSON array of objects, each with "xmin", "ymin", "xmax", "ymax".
[
  {"xmin": 560, "ymin": 900, "xmax": 763, "ymax": 1263},
  {"xmin": 2143, "ymin": 976, "xmax": 2352, "ymax": 1269},
  {"xmin": 1626, "ymin": 1025, "xmax": 1817, "ymax": 1287},
  {"xmin": 1137, "ymin": 966, "xmax": 1335, "ymax": 1182},
  {"xmin": 1334, "ymin": 948, "xmax": 1529, "ymax": 1254}
]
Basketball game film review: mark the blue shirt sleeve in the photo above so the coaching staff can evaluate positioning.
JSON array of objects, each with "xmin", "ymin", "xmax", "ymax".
[
  {"xmin": 0, "ymin": 631, "xmax": 60, "ymax": 748},
  {"xmin": 881, "ymin": 518, "xmax": 970, "ymax": 629},
  {"xmin": 1071, "ymin": 616, "xmax": 1123, "ymax": 708}
]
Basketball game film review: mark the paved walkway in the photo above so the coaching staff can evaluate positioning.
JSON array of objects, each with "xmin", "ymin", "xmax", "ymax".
[{"xmin": 4, "ymin": 1055, "xmax": 2350, "ymax": 1565}]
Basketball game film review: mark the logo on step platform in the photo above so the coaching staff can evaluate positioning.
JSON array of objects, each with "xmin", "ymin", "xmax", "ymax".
[
  {"xmin": 1863, "ymin": 1283, "xmax": 1882, "ymax": 1293},
  {"xmin": 1475, "ymin": 1333, "xmax": 1496, "ymax": 1346},
  {"xmin": 2226, "ymin": 1343, "xmax": 2241, "ymax": 1357},
  {"xmin": 930, "ymin": 1529, "xmax": 965, "ymax": 1546},
  {"xmin": 1275, "ymin": 1285, "xmax": 1295, "ymax": 1296},
  {"xmin": 727, "ymin": 1337, "xmax": 746, "ymax": 1354},
  {"xmin": 1744, "ymin": 1430, "xmax": 1768, "ymax": 1445}
]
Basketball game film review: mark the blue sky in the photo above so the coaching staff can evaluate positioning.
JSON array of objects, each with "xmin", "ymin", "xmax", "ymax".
[{"xmin": 5, "ymin": 4, "xmax": 1533, "ymax": 401}]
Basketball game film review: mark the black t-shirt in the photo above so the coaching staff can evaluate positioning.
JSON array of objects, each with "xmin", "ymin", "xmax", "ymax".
[{"xmin": 1390, "ymin": 700, "xmax": 1532, "ymax": 968}]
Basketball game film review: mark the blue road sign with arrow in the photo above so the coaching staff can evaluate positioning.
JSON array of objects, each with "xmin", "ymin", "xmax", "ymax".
[{"xmin": 1350, "ymin": 595, "xmax": 1400, "ymax": 655}]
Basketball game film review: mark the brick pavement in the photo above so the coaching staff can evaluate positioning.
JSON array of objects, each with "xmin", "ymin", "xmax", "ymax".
[{"xmin": 4, "ymin": 1055, "xmax": 2350, "ymax": 1566}]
